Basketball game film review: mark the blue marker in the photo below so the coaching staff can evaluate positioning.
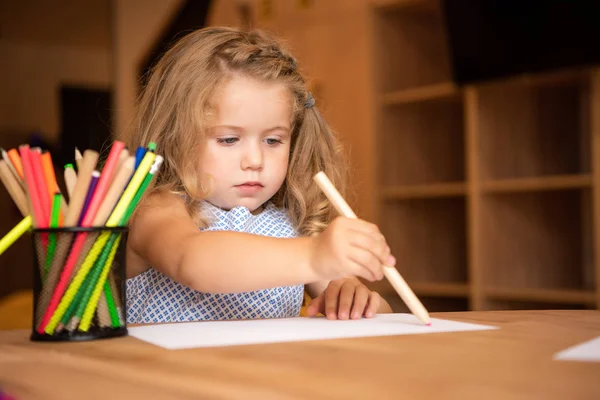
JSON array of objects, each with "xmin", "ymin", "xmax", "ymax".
[{"xmin": 134, "ymin": 146, "xmax": 146, "ymax": 170}]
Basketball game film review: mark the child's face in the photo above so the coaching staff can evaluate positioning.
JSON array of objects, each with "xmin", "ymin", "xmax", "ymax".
[{"xmin": 200, "ymin": 75, "xmax": 293, "ymax": 213}]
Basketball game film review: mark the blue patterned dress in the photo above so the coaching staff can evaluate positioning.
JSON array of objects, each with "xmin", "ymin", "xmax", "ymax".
[{"xmin": 125, "ymin": 201, "xmax": 305, "ymax": 324}]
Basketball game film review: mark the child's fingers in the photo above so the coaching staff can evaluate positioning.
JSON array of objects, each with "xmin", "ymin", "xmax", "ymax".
[
  {"xmin": 364, "ymin": 291, "xmax": 381, "ymax": 318},
  {"xmin": 324, "ymin": 280, "xmax": 343, "ymax": 319},
  {"xmin": 350, "ymin": 285, "xmax": 370, "ymax": 319},
  {"xmin": 306, "ymin": 292, "xmax": 325, "ymax": 317},
  {"xmin": 349, "ymin": 230, "xmax": 395, "ymax": 270},
  {"xmin": 347, "ymin": 220, "xmax": 395, "ymax": 264},
  {"xmin": 348, "ymin": 245, "xmax": 384, "ymax": 281},
  {"xmin": 337, "ymin": 281, "xmax": 356, "ymax": 319}
]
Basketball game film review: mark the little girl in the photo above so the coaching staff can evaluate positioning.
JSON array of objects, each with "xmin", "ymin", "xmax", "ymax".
[{"xmin": 123, "ymin": 26, "xmax": 394, "ymax": 324}]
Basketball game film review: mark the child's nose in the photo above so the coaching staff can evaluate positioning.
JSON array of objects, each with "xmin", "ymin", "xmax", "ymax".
[{"xmin": 241, "ymin": 144, "xmax": 263, "ymax": 170}]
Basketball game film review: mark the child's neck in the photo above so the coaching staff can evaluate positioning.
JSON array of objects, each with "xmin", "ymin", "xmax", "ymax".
[{"xmin": 204, "ymin": 201, "xmax": 265, "ymax": 215}]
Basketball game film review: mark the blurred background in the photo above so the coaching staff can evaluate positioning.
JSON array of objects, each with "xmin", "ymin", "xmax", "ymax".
[{"xmin": 1, "ymin": 0, "xmax": 600, "ymax": 328}]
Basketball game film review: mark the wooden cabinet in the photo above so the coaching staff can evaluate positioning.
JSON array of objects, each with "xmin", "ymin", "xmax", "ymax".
[{"xmin": 371, "ymin": 0, "xmax": 600, "ymax": 312}]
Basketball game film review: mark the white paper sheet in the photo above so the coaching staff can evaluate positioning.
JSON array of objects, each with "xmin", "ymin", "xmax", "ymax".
[
  {"xmin": 127, "ymin": 313, "xmax": 498, "ymax": 350},
  {"xmin": 553, "ymin": 336, "xmax": 600, "ymax": 363}
]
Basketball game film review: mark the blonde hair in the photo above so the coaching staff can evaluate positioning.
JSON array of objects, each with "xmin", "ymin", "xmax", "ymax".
[{"xmin": 123, "ymin": 26, "xmax": 349, "ymax": 236}]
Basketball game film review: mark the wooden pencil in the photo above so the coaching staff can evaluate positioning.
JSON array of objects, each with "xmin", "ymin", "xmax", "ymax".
[
  {"xmin": 93, "ymin": 156, "xmax": 135, "ymax": 226},
  {"xmin": 0, "ymin": 160, "xmax": 29, "ymax": 216},
  {"xmin": 113, "ymin": 148, "xmax": 130, "ymax": 178},
  {"xmin": 75, "ymin": 147, "xmax": 83, "ymax": 171},
  {"xmin": 313, "ymin": 171, "xmax": 431, "ymax": 325},
  {"xmin": 64, "ymin": 164, "xmax": 77, "ymax": 200},
  {"xmin": 6, "ymin": 148, "xmax": 24, "ymax": 181},
  {"xmin": 71, "ymin": 155, "xmax": 135, "ymax": 329},
  {"xmin": 1, "ymin": 148, "xmax": 25, "ymax": 188}
]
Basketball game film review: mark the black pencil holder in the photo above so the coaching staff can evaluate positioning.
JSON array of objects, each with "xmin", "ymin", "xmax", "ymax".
[{"xmin": 30, "ymin": 226, "xmax": 129, "ymax": 342}]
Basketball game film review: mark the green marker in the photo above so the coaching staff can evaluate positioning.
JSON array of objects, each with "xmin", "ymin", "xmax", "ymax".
[
  {"xmin": 120, "ymin": 155, "xmax": 164, "ymax": 226},
  {"xmin": 43, "ymin": 193, "xmax": 62, "ymax": 280}
]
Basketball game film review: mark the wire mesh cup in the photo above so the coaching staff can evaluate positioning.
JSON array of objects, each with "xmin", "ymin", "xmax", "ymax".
[{"xmin": 30, "ymin": 226, "xmax": 128, "ymax": 342}]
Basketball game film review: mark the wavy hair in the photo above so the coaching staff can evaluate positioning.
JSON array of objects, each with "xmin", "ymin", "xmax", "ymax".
[{"xmin": 122, "ymin": 26, "xmax": 349, "ymax": 236}]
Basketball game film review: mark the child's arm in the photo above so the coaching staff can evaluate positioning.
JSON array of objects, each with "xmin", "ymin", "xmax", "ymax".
[
  {"xmin": 305, "ymin": 279, "xmax": 393, "ymax": 319},
  {"xmin": 126, "ymin": 193, "xmax": 395, "ymax": 294}
]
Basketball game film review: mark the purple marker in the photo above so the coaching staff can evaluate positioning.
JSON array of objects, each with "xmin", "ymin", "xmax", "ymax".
[{"xmin": 78, "ymin": 170, "xmax": 100, "ymax": 226}]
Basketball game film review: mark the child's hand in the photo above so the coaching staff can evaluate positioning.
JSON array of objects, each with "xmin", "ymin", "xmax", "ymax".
[
  {"xmin": 306, "ymin": 278, "xmax": 392, "ymax": 319},
  {"xmin": 309, "ymin": 216, "xmax": 395, "ymax": 282}
]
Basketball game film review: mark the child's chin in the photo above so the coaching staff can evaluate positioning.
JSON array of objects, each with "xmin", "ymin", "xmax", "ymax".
[{"xmin": 228, "ymin": 198, "xmax": 266, "ymax": 213}]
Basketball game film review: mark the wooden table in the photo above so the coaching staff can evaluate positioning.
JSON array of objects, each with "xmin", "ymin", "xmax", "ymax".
[{"xmin": 1, "ymin": 310, "xmax": 599, "ymax": 399}]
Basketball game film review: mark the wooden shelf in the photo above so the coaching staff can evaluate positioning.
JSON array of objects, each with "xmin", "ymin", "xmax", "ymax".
[
  {"xmin": 381, "ymin": 182, "xmax": 465, "ymax": 200},
  {"xmin": 478, "ymin": 73, "xmax": 590, "ymax": 180},
  {"xmin": 381, "ymin": 197, "xmax": 468, "ymax": 285},
  {"xmin": 408, "ymin": 282, "xmax": 470, "ymax": 297},
  {"xmin": 381, "ymin": 83, "xmax": 459, "ymax": 105},
  {"xmin": 371, "ymin": 0, "xmax": 439, "ymax": 13},
  {"xmin": 381, "ymin": 97, "xmax": 464, "ymax": 186},
  {"xmin": 476, "ymin": 67, "xmax": 588, "ymax": 90},
  {"xmin": 486, "ymin": 287, "xmax": 597, "ymax": 306},
  {"xmin": 480, "ymin": 189, "xmax": 593, "ymax": 292},
  {"xmin": 374, "ymin": 0, "xmax": 451, "ymax": 92},
  {"xmin": 481, "ymin": 174, "xmax": 592, "ymax": 194},
  {"xmin": 372, "ymin": 0, "xmax": 599, "ymax": 313}
]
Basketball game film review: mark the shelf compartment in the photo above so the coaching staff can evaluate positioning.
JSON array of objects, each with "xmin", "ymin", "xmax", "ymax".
[
  {"xmin": 372, "ymin": 0, "xmax": 439, "ymax": 12},
  {"xmin": 480, "ymin": 189, "xmax": 594, "ymax": 292},
  {"xmin": 481, "ymin": 174, "xmax": 592, "ymax": 194},
  {"xmin": 380, "ymin": 97, "xmax": 464, "ymax": 186},
  {"xmin": 381, "ymin": 82, "xmax": 459, "ymax": 105},
  {"xmin": 373, "ymin": 0, "xmax": 452, "ymax": 92},
  {"xmin": 381, "ymin": 182, "xmax": 465, "ymax": 200},
  {"xmin": 409, "ymin": 282, "xmax": 470, "ymax": 297},
  {"xmin": 485, "ymin": 287, "xmax": 596, "ymax": 306},
  {"xmin": 485, "ymin": 300, "xmax": 589, "ymax": 311},
  {"xmin": 381, "ymin": 197, "xmax": 468, "ymax": 285},
  {"xmin": 477, "ymin": 70, "xmax": 590, "ymax": 180},
  {"xmin": 388, "ymin": 295, "xmax": 470, "ymax": 313}
]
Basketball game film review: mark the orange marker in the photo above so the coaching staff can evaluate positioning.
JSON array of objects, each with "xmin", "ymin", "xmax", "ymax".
[
  {"xmin": 41, "ymin": 152, "xmax": 66, "ymax": 225},
  {"xmin": 7, "ymin": 149, "xmax": 24, "ymax": 180}
]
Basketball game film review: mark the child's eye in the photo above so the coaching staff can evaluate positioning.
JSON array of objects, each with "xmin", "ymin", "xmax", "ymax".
[
  {"xmin": 265, "ymin": 138, "xmax": 283, "ymax": 146},
  {"xmin": 217, "ymin": 137, "xmax": 238, "ymax": 145}
]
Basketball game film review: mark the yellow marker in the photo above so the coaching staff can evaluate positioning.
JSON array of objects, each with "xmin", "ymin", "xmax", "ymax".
[
  {"xmin": 0, "ymin": 215, "xmax": 32, "ymax": 256},
  {"xmin": 78, "ymin": 235, "xmax": 121, "ymax": 331},
  {"xmin": 106, "ymin": 151, "xmax": 155, "ymax": 227},
  {"xmin": 44, "ymin": 231, "xmax": 112, "ymax": 334}
]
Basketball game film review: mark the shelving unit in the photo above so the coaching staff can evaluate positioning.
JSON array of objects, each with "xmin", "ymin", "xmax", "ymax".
[{"xmin": 371, "ymin": 0, "xmax": 600, "ymax": 312}]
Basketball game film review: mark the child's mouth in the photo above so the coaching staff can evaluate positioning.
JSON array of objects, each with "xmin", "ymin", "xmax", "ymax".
[{"xmin": 235, "ymin": 182, "xmax": 264, "ymax": 194}]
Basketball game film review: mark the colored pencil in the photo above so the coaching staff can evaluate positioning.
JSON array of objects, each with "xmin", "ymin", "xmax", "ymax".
[
  {"xmin": 1, "ymin": 148, "xmax": 24, "ymax": 188},
  {"xmin": 7, "ymin": 148, "xmax": 24, "ymax": 180},
  {"xmin": 43, "ymin": 194, "xmax": 62, "ymax": 279},
  {"xmin": 81, "ymin": 141, "xmax": 125, "ymax": 227},
  {"xmin": 78, "ymin": 170, "xmax": 100, "ymax": 225},
  {"xmin": 18, "ymin": 145, "xmax": 44, "ymax": 228},
  {"xmin": 0, "ymin": 160, "xmax": 29, "ymax": 217},
  {"xmin": 44, "ymin": 153, "xmax": 155, "ymax": 333},
  {"xmin": 313, "ymin": 171, "xmax": 431, "ymax": 326},
  {"xmin": 74, "ymin": 147, "xmax": 83, "ymax": 170},
  {"xmin": 35, "ymin": 150, "xmax": 98, "ymax": 329},
  {"xmin": 0, "ymin": 140, "xmax": 163, "ymax": 336},
  {"xmin": 41, "ymin": 151, "xmax": 67, "ymax": 221},
  {"xmin": 30, "ymin": 150, "xmax": 51, "ymax": 227},
  {"xmin": 0, "ymin": 216, "xmax": 32, "ymax": 256},
  {"xmin": 63, "ymin": 164, "xmax": 77, "ymax": 200}
]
